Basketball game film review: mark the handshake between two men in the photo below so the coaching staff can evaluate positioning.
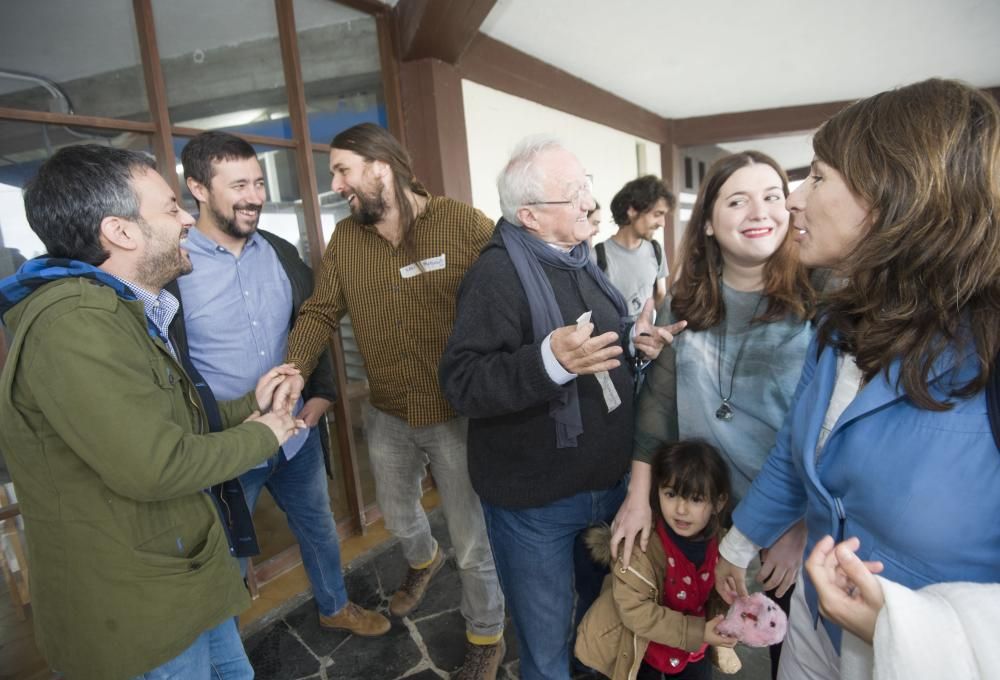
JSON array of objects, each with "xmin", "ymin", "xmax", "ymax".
[{"xmin": 246, "ymin": 364, "xmax": 311, "ymax": 447}]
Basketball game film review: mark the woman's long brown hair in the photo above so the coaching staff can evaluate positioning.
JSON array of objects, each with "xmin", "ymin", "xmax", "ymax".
[
  {"xmin": 813, "ymin": 78, "xmax": 1000, "ymax": 410},
  {"xmin": 671, "ymin": 151, "xmax": 814, "ymax": 331}
]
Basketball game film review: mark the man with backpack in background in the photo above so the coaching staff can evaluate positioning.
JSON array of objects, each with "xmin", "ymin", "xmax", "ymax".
[{"xmin": 595, "ymin": 175, "xmax": 674, "ymax": 320}]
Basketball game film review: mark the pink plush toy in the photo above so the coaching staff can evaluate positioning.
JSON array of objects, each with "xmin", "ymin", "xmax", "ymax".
[{"xmin": 716, "ymin": 592, "xmax": 788, "ymax": 647}]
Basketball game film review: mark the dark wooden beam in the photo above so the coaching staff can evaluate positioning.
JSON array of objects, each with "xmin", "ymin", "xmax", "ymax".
[
  {"xmin": 0, "ymin": 502, "xmax": 18, "ymax": 522},
  {"xmin": 172, "ymin": 126, "xmax": 297, "ymax": 149},
  {"xmin": 400, "ymin": 58, "xmax": 473, "ymax": 204},
  {"xmin": 459, "ymin": 34, "xmax": 669, "ymax": 144},
  {"xmin": 672, "ymin": 100, "xmax": 855, "ymax": 147},
  {"xmin": 276, "ymin": 0, "xmax": 369, "ymax": 533},
  {"xmin": 673, "ymin": 84, "xmax": 1000, "ymax": 147},
  {"xmin": 787, "ymin": 166, "xmax": 810, "ymax": 182},
  {"xmin": 376, "ymin": 10, "xmax": 406, "ymax": 143},
  {"xmin": 0, "ymin": 106, "xmax": 154, "ymax": 133},
  {"xmin": 332, "ymin": 0, "xmax": 391, "ymax": 16},
  {"xmin": 396, "ymin": 0, "xmax": 497, "ymax": 63},
  {"xmin": 133, "ymin": 0, "xmax": 180, "ymax": 196},
  {"xmin": 659, "ymin": 120, "xmax": 678, "ymax": 271}
]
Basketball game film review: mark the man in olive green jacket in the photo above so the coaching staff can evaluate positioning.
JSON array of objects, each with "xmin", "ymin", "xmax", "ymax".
[{"xmin": 0, "ymin": 145, "xmax": 304, "ymax": 680}]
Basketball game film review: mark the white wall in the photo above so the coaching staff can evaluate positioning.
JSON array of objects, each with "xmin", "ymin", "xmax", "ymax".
[{"xmin": 462, "ymin": 79, "xmax": 662, "ymax": 245}]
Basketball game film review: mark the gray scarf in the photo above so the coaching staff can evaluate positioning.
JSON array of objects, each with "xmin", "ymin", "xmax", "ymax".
[{"xmin": 499, "ymin": 219, "xmax": 628, "ymax": 447}]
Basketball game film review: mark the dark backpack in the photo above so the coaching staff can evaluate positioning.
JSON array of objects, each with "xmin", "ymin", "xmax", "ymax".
[{"xmin": 595, "ymin": 239, "xmax": 663, "ymax": 287}]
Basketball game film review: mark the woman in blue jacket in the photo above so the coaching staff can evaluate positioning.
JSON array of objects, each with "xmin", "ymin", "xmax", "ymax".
[{"xmin": 715, "ymin": 77, "xmax": 1000, "ymax": 680}]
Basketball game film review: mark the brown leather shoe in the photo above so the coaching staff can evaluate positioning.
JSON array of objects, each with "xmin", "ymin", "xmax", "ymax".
[
  {"xmin": 453, "ymin": 638, "xmax": 506, "ymax": 680},
  {"xmin": 389, "ymin": 548, "xmax": 445, "ymax": 617},
  {"xmin": 318, "ymin": 601, "xmax": 390, "ymax": 637}
]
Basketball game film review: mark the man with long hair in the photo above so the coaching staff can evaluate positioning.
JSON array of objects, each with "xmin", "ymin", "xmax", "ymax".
[{"xmin": 282, "ymin": 124, "xmax": 506, "ymax": 679}]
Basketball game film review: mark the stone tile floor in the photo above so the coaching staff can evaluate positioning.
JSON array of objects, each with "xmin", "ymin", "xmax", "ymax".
[{"xmin": 243, "ymin": 511, "xmax": 770, "ymax": 679}]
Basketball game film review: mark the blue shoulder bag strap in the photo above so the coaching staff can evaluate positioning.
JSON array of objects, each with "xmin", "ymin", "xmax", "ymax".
[
  {"xmin": 172, "ymin": 341, "xmax": 261, "ymax": 559},
  {"xmin": 988, "ymin": 353, "xmax": 1000, "ymax": 450}
]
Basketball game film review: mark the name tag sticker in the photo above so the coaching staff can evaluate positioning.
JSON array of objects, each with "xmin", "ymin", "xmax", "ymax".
[{"xmin": 399, "ymin": 253, "xmax": 446, "ymax": 279}]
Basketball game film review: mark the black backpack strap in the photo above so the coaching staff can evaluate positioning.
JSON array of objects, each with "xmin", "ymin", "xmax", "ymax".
[
  {"xmin": 650, "ymin": 239, "xmax": 664, "ymax": 292},
  {"xmin": 171, "ymin": 333, "xmax": 261, "ymax": 558},
  {"xmin": 595, "ymin": 241, "xmax": 607, "ymax": 271},
  {"xmin": 988, "ymin": 354, "xmax": 1000, "ymax": 449}
]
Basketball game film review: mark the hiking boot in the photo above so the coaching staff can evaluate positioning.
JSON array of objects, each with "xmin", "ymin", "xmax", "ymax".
[
  {"xmin": 389, "ymin": 547, "xmax": 445, "ymax": 617},
  {"xmin": 453, "ymin": 638, "xmax": 506, "ymax": 680},
  {"xmin": 318, "ymin": 601, "xmax": 391, "ymax": 637}
]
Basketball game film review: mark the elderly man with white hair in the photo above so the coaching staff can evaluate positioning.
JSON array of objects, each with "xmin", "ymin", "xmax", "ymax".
[{"xmin": 440, "ymin": 138, "xmax": 676, "ymax": 679}]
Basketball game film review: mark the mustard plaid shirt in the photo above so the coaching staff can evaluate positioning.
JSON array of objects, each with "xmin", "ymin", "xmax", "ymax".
[{"xmin": 287, "ymin": 196, "xmax": 495, "ymax": 426}]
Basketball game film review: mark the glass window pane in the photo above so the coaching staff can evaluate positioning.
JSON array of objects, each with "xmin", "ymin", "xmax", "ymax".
[
  {"xmin": 153, "ymin": 1, "xmax": 290, "ymax": 135},
  {"xmin": 0, "ymin": 0, "xmax": 149, "ymax": 120},
  {"xmin": 295, "ymin": 1, "xmax": 386, "ymax": 144}
]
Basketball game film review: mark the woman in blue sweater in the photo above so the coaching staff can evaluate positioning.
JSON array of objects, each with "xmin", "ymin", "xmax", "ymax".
[{"xmin": 716, "ymin": 78, "xmax": 1000, "ymax": 680}]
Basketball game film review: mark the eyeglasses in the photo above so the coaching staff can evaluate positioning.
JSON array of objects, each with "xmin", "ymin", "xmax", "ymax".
[{"xmin": 528, "ymin": 174, "xmax": 594, "ymax": 210}]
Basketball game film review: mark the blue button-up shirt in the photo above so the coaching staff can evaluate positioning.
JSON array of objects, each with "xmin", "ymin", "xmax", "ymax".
[
  {"xmin": 177, "ymin": 227, "xmax": 307, "ymax": 460},
  {"xmin": 111, "ymin": 275, "xmax": 180, "ymax": 359}
]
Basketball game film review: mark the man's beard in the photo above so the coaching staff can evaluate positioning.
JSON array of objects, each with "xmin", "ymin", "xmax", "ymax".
[
  {"xmin": 349, "ymin": 178, "xmax": 388, "ymax": 225},
  {"xmin": 211, "ymin": 202, "xmax": 261, "ymax": 239},
  {"xmin": 136, "ymin": 238, "xmax": 192, "ymax": 290}
]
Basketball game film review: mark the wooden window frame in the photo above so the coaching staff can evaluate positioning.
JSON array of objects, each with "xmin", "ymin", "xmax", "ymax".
[{"xmin": 0, "ymin": 0, "xmax": 402, "ymax": 591}]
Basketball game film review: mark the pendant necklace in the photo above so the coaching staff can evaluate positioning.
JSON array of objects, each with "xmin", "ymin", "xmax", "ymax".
[{"xmin": 715, "ymin": 288, "xmax": 765, "ymax": 421}]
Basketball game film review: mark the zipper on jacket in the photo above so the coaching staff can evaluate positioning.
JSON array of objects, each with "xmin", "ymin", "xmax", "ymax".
[
  {"xmin": 629, "ymin": 634, "xmax": 641, "ymax": 680},
  {"xmin": 183, "ymin": 382, "xmax": 205, "ymax": 434},
  {"xmin": 833, "ymin": 497, "xmax": 846, "ymax": 543},
  {"xmin": 621, "ymin": 563, "xmax": 657, "ymax": 680},
  {"xmin": 625, "ymin": 565, "xmax": 657, "ymax": 591}
]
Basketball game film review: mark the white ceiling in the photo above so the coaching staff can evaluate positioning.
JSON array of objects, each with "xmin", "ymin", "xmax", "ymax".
[
  {"xmin": 479, "ymin": 0, "xmax": 1000, "ymax": 119},
  {"xmin": 7, "ymin": 0, "xmax": 998, "ymax": 171},
  {"xmin": 718, "ymin": 133, "xmax": 817, "ymax": 171},
  {"xmin": 473, "ymin": 0, "xmax": 1000, "ymax": 171}
]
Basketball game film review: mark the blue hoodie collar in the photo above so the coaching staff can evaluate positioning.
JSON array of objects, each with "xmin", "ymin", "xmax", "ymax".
[{"xmin": 0, "ymin": 257, "xmax": 161, "ymax": 341}]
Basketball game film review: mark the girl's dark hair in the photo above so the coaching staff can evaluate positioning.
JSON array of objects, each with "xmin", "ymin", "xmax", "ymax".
[
  {"xmin": 671, "ymin": 151, "xmax": 815, "ymax": 331},
  {"xmin": 649, "ymin": 440, "xmax": 732, "ymax": 539}
]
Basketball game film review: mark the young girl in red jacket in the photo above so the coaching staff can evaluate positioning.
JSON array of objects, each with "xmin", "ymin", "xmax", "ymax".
[{"xmin": 576, "ymin": 441, "xmax": 737, "ymax": 679}]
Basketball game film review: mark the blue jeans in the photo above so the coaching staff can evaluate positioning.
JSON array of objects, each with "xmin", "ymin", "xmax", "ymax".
[
  {"xmin": 481, "ymin": 478, "xmax": 627, "ymax": 680},
  {"xmin": 131, "ymin": 618, "xmax": 252, "ymax": 679},
  {"xmin": 239, "ymin": 426, "xmax": 348, "ymax": 616},
  {"xmin": 364, "ymin": 406, "xmax": 505, "ymax": 640}
]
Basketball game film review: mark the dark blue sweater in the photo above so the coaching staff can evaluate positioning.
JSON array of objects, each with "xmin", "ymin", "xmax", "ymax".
[{"xmin": 440, "ymin": 234, "xmax": 634, "ymax": 508}]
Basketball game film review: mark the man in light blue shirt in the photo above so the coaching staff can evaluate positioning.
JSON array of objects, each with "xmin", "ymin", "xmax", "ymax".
[{"xmin": 173, "ymin": 131, "xmax": 389, "ymax": 637}]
